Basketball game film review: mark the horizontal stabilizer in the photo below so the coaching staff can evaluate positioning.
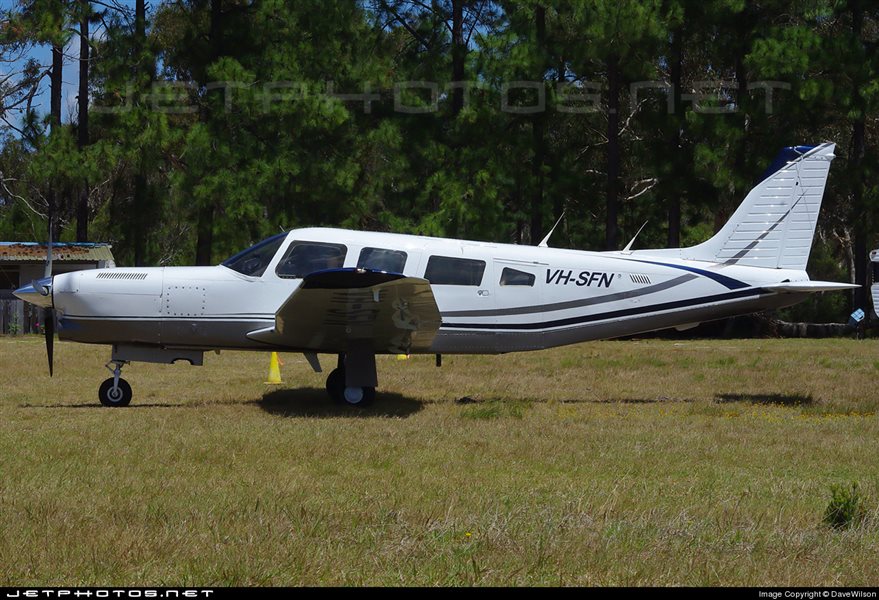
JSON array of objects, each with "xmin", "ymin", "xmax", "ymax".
[{"xmin": 762, "ymin": 281, "xmax": 859, "ymax": 293}]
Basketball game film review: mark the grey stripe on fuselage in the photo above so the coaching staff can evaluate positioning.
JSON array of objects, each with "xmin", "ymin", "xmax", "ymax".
[
  {"xmin": 442, "ymin": 273, "xmax": 697, "ymax": 318},
  {"xmin": 432, "ymin": 291, "xmax": 807, "ymax": 354}
]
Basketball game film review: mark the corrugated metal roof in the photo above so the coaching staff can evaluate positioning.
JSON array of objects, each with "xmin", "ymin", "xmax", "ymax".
[{"xmin": 0, "ymin": 242, "xmax": 115, "ymax": 263}]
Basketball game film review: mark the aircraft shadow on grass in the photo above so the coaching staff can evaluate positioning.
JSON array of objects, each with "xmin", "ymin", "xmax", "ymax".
[
  {"xmin": 20, "ymin": 401, "xmax": 207, "ymax": 409},
  {"xmin": 714, "ymin": 393, "xmax": 814, "ymax": 406},
  {"xmin": 20, "ymin": 387, "xmax": 423, "ymax": 418},
  {"xmin": 548, "ymin": 396, "xmax": 695, "ymax": 404},
  {"xmin": 258, "ymin": 387, "xmax": 422, "ymax": 418},
  {"xmin": 23, "ymin": 391, "xmax": 815, "ymax": 412}
]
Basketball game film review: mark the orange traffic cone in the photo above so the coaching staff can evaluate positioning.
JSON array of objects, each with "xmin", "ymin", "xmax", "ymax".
[{"xmin": 265, "ymin": 352, "xmax": 283, "ymax": 384}]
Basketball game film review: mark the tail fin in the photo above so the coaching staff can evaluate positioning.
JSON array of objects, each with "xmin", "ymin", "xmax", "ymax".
[{"xmin": 682, "ymin": 142, "xmax": 836, "ymax": 270}]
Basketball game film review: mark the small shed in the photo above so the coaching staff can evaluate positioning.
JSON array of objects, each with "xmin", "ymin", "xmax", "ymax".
[{"xmin": 0, "ymin": 242, "xmax": 115, "ymax": 334}]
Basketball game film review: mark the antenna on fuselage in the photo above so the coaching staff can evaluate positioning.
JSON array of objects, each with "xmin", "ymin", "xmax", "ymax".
[
  {"xmin": 621, "ymin": 220, "xmax": 648, "ymax": 254},
  {"xmin": 537, "ymin": 211, "xmax": 565, "ymax": 248}
]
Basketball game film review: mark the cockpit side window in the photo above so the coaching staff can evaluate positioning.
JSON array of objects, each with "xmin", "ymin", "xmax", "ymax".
[
  {"xmin": 276, "ymin": 242, "xmax": 347, "ymax": 278},
  {"xmin": 221, "ymin": 233, "xmax": 287, "ymax": 277},
  {"xmin": 357, "ymin": 247, "xmax": 407, "ymax": 273}
]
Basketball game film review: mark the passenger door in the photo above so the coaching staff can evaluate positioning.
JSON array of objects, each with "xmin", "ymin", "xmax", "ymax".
[
  {"xmin": 422, "ymin": 247, "xmax": 495, "ymax": 326},
  {"xmin": 493, "ymin": 259, "xmax": 544, "ymax": 326}
]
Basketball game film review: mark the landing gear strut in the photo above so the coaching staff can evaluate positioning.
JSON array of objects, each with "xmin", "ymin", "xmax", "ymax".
[
  {"xmin": 99, "ymin": 360, "xmax": 132, "ymax": 407},
  {"xmin": 325, "ymin": 353, "xmax": 375, "ymax": 407}
]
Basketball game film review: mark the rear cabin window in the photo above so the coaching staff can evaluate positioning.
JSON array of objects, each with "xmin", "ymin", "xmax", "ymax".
[
  {"xmin": 500, "ymin": 267, "xmax": 535, "ymax": 287},
  {"xmin": 357, "ymin": 247, "xmax": 407, "ymax": 273},
  {"xmin": 424, "ymin": 256, "xmax": 485, "ymax": 286},
  {"xmin": 276, "ymin": 242, "xmax": 347, "ymax": 278}
]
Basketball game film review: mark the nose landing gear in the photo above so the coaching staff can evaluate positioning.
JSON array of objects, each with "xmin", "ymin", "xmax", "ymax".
[{"xmin": 99, "ymin": 360, "xmax": 132, "ymax": 407}]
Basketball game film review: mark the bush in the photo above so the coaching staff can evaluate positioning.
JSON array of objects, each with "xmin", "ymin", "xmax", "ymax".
[{"xmin": 823, "ymin": 482, "xmax": 866, "ymax": 529}]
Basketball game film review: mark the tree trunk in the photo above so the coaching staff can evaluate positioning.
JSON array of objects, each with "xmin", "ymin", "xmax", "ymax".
[
  {"xmin": 451, "ymin": 0, "xmax": 465, "ymax": 116},
  {"xmin": 553, "ymin": 56, "xmax": 565, "ymax": 223},
  {"xmin": 136, "ymin": 0, "xmax": 146, "ymax": 45},
  {"xmin": 131, "ymin": 0, "xmax": 149, "ymax": 264},
  {"xmin": 666, "ymin": 24, "xmax": 683, "ymax": 248},
  {"xmin": 530, "ymin": 5, "xmax": 546, "ymax": 244},
  {"xmin": 195, "ymin": 203, "xmax": 215, "ymax": 266},
  {"xmin": 723, "ymin": 7, "xmax": 753, "ymax": 233},
  {"xmin": 605, "ymin": 54, "xmax": 620, "ymax": 251},
  {"xmin": 195, "ymin": 0, "xmax": 223, "ymax": 266},
  {"xmin": 76, "ymin": 1, "xmax": 89, "ymax": 242},
  {"xmin": 50, "ymin": 44, "xmax": 62, "ymax": 131},
  {"xmin": 133, "ymin": 174, "xmax": 147, "ymax": 266},
  {"xmin": 49, "ymin": 42, "xmax": 63, "ymax": 242},
  {"xmin": 850, "ymin": 0, "xmax": 868, "ymax": 312}
]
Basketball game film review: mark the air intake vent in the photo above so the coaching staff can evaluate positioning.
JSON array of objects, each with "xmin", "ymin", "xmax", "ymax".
[
  {"xmin": 96, "ymin": 272, "xmax": 148, "ymax": 280},
  {"xmin": 630, "ymin": 274, "xmax": 651, "ymax": 285}
]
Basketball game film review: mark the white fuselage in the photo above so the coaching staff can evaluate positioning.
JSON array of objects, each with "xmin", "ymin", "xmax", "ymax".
[{"xmin": 50, "ymin": 227, "xmax": 809, "ymax": 355}]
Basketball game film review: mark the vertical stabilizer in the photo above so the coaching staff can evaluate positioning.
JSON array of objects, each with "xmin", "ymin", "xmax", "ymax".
[{"xmin": 681, "ymin": 143, "xmax": 835, "ymax": 270}]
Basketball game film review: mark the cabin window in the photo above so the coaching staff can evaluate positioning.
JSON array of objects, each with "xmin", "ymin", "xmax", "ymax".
[
  {"xmin": 222, "ymin": 232, "xmax": 287, "ymax": 277},
  {"xmin": 276, "ymin": 242, "xmax": 347, "ymax": 278},
  {"xmin": 424, "ymin": 256, "xmax": 485, "ymax": 286},
  {"xmin": 873, "ymin": 261, "xmax": 879, "ymax": 282},
  {"xmin": 500, "ymin": 267, "xmax": 535, "ymax": 287},
  {"xmin": 357, "ymin": 247, "xmax": 407, "ymax": 273}
]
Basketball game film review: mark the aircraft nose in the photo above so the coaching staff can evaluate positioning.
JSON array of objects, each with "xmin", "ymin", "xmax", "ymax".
[{"xmin": 13, "ymin": 276, "xmax": 54, "ymax": 309}]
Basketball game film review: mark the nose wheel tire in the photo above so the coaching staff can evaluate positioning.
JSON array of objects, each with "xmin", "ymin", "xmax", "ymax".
[
  {"xmin": 99, "ymin": 377, "xmax": 133, "ymax": 407},
  {"xmin": 325, "ymin": 368, "xmax": 375, "ymax": 407}
]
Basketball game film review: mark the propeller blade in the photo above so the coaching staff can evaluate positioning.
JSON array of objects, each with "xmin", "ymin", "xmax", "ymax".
[
  {"xmin": 45, "ymin": 218, "xmax": 53, "ymax": 279},
  {"xmin": 44, "ymin": 307, "xmax": 54, "ymax": 377}
]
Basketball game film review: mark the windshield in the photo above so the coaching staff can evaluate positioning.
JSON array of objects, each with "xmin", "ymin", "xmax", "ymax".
[{"xmin": 221, "ymin": 232, "xmax": 287, "ymax": 277}]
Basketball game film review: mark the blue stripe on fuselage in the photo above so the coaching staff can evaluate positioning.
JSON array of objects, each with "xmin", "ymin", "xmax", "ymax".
[{"xmin": 626, "ymin": 259, "xmax": 749, "ymax": 290}]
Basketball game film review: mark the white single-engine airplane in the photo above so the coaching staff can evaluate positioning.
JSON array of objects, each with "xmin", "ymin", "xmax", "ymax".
[{"xmin": 16, "ymin": 142, "xmax": 857, "ymax": 406}]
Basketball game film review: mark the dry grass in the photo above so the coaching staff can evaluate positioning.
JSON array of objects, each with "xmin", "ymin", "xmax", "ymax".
[{"xmin": 1, "ymin": 336, "xmax": 878, "ymax": 586}]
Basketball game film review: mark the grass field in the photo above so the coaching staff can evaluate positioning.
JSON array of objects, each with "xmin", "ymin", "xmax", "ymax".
[{"xmin": 1, "ymin": 335, "xmax": 878, "ymax": 586}]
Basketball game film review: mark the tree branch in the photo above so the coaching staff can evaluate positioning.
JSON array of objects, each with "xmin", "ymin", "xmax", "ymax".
[{"xmin": 624, "ymin": 178, "xmax": 658, "ymax": 202}]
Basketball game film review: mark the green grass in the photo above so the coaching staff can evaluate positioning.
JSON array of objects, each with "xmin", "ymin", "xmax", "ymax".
[{"xmin": 1, "ymin": 336, "xmax": 878, "ymax": 586}]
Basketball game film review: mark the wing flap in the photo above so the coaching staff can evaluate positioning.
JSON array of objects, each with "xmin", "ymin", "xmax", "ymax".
[{"xmin": 248, "ymin": 269, "xmax": 441, "ymax": 354}]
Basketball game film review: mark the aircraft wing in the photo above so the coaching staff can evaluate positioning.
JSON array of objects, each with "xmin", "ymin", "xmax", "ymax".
[
  {"xmin": 762, "ymin": 281, "xmax": 859, "ymax": 293},
  {"xmin": 247, "ymin": 268, "xmax": 441, "ymax": 354}
]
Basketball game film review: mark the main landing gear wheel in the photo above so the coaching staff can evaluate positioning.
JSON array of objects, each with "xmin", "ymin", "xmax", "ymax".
[
  {"xmin": 325, "ymin": 367, "xmax": 375, "ymax": 407},
  {"xmin": 99, "ymin": 377, "xmax": 132, "ymax": 407}
]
